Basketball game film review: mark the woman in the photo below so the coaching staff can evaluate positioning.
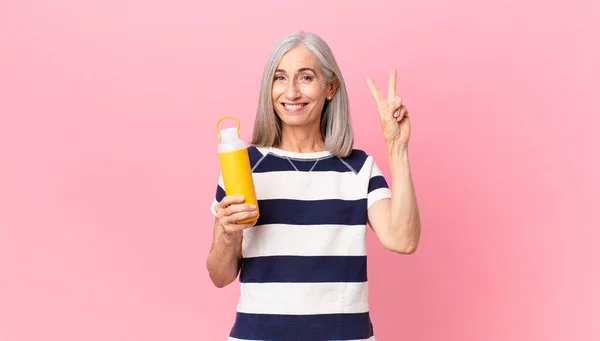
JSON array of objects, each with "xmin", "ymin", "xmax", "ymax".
[{"xmin": 206, "ymin": 31, "xmax": 421, "ymax": 341}]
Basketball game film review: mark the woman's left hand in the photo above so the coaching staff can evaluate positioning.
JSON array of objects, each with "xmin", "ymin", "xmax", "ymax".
[{"xmin": 366, "ymin": 68, "xmax": 410, "ymax": 150}]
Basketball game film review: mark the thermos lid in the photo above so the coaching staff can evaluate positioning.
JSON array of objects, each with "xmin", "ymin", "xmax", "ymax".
[{"xmin": 220, "ymin": 127, "xmax": 239, "ymax": 141}]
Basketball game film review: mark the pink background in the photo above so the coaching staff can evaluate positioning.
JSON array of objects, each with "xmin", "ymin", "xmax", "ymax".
[{"xmin": 1, "ymin": 0, "xmax": 599, "ymax": 340}]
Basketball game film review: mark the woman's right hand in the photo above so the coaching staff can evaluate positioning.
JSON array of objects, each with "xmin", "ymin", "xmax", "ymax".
[
  {"xmin": 214, "ymin": 195, "xmax": 258, "ymax": 238},
  {"xmin": 208, "ymin": 195, "xmax": 257, "ymax": 287}
]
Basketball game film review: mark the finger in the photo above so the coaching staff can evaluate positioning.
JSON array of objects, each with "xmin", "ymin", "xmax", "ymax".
[
  {"xmin": 217, "ymin": 201, "xmax": 252, "ymax": 219},
  {"xmin": 388, "ymin": 68, "xmax": 397, "ymax": 102},
  {"xmin": 392, "ymin": 96, "xmax": 402, "ymax": 118},
  {"xmin": 229, "ymin": 220, "xmax": 257, "ymax": 232},
  {"xmin": 228, "ymin": 211, "xmax": 258, "ymax": 225},
  {"xmin": 224, "ymin": 203, "xmax": 257, "ymax": 217},
  {"xmin": 366, "ymin": 76, "xmax": 383, "ymax": 102},
  {"xmin": 397, "ymin": 105, "xmax": 408, "ymax": 121},
  {"xmin": 216, "ymin": 195, "xmax": 245, "ymax": 210},
  {"xmin": 239, "ymin": 218, "xmax": 258, "ymax": 228}
]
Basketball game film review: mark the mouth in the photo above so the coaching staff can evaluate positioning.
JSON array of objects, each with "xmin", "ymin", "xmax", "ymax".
[{"xmin": 281, "ymin": 103, "xmax": 308, "ymax": 112}]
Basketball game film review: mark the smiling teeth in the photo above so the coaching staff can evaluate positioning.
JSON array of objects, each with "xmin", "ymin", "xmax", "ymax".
[{"xmin": 285, "ymin": 104, "xmax": 303, "ymax": 110}]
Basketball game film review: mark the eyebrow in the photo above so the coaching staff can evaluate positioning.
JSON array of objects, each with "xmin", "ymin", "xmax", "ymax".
[{"xmin": 275, "ymin": 67, "xmax": 316, "ymax": 74}]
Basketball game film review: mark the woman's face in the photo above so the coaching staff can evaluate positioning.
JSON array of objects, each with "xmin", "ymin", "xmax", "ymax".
[{"xmin": 271, "ymin": 46, "xmax": 336, "ymax": 129}]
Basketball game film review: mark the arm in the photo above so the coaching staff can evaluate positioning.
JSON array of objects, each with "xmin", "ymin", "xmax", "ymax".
[
  {"xmin": 206, "ymin": 217, "xmax": 243, "ymax": 288},
  {"xmin": 366, "ymin": 68, "xmax": 421, "ymax": 254},
  {"xmin": 206, "ymin": 195, "xmax": 257, "ymax": 288},
  {"xmin": 368, "ymin": 145, "xmax": 421, "ymax": 254}
]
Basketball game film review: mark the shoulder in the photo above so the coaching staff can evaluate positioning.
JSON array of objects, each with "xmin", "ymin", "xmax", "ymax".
[
  {"xmin": 338, "ymin": 148, "xmax": 375, "ymax": 174},
  {"xmin": 247, "ymin": 145, "xmax": 270, "ymax": 168}
]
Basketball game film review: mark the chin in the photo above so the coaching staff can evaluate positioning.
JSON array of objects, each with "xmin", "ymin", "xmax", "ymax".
[{"xmin": 278, "ymin": 114, "xmax": 309, "ymax": 126}]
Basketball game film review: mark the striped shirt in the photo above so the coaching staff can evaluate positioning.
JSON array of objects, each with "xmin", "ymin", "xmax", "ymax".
[{"xmin": 211, "ymin": 146, "xmax": 392, "ymax": 341}]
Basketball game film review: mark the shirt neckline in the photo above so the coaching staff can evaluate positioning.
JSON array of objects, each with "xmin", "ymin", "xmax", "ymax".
[{"xmin": 267, "ymin": 147, "xmax": 332, "ymax": 160}]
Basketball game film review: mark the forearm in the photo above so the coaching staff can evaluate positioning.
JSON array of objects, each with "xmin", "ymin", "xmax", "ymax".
[
  {"xmin": 387, "ymin": 143, "xmax": 421, "ymax": 253},
  {"xmin": 206, "ymin": 221, "xmax": 242, "ymax": 288}
]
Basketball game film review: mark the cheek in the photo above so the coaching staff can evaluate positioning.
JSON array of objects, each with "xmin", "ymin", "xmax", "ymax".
[
  {"xmin": 300, "ymin": 84, "xmax": 325, "ymax": 100},
  {"xmin": 271, "ymin": 84, "xmax": 284, "ymax": 101}
]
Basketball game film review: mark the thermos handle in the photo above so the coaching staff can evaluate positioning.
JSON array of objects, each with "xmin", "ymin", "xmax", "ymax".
[{"xmin": 216, "ymin": 116, "xmax": 241, "ymax": 139}]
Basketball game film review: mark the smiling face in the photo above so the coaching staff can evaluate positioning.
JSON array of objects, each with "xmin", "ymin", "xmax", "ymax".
[{"xmin": 271, "ymin": 46, "xmax": 336, "ymax": 130}]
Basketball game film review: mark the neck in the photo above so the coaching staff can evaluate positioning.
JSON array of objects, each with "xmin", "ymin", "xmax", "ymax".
[{"xmin": 278, "ymin": 124, "xmax": 326, "ymax": 153}]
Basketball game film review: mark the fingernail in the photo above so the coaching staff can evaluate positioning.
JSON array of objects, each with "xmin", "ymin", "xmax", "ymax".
[
  {"xmin": 237, "ymin": 196, "xmax": 244, "ymax": 201},
  {"xmin": 250, "ymin": 205, "xmax": 256, "ymax": 209}
]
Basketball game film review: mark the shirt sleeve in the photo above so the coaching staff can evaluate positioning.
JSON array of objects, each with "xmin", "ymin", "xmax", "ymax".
[
  {"xmin": 367, "ymin": 158, "xmax": 392, "ymax": 208},
  {"xmin": 210, "ymin": 172, "xmax": 225, "ymax": 217}
]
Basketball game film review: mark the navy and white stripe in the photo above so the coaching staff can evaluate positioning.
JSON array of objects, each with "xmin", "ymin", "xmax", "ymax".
[{"xmin": 211, "ymin": 146, "xmax": 390, "ymax": 341}]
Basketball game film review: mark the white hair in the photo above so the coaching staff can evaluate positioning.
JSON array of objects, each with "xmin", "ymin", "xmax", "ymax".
[{"xmin": 251, "ymin": 31, "xmax": 354, "ymax": 157}]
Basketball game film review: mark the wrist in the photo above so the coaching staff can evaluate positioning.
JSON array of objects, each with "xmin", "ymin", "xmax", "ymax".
[
  {"xmin": 387, "ymin": 141, "xmax": 409, "ymax": 159},
  {"xmin": 217, "ymin": 223, "xmax": 242, "ymax": 246}
]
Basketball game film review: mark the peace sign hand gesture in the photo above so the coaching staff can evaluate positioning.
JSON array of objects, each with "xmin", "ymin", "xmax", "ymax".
[{"xmin": 366, "ymin": 68, "xmax": 410, "ymax": 150}]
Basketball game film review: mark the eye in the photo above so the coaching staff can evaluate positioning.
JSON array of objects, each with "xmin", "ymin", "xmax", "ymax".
[
  {"xmin": 299, "ymin": 75, "xmax": 313, "ymax": 82},
  {"xmin": 273, "ymin": 75, "xmax": 286, "ymax": 81}
]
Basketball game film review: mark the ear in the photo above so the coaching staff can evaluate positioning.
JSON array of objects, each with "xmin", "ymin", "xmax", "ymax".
[{"xmin": 327, "ymin": 78, "xmax": 339, "ymax": 98}]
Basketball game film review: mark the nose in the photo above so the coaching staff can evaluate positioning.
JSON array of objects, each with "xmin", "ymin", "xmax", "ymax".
[{"xmin": 285, "ymin": 79, "xmax": 300, "ymax": 100}]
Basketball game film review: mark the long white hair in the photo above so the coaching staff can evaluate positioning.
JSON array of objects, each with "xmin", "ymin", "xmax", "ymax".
[{"xmin": 251, "ymin": 31, "xmax": 354, "ymax": 157}]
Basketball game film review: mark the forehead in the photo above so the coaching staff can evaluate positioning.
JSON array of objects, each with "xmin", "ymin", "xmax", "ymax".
[{"xmin": 276, "ymin": 46, "xmax": 317, "ymax": 71}]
